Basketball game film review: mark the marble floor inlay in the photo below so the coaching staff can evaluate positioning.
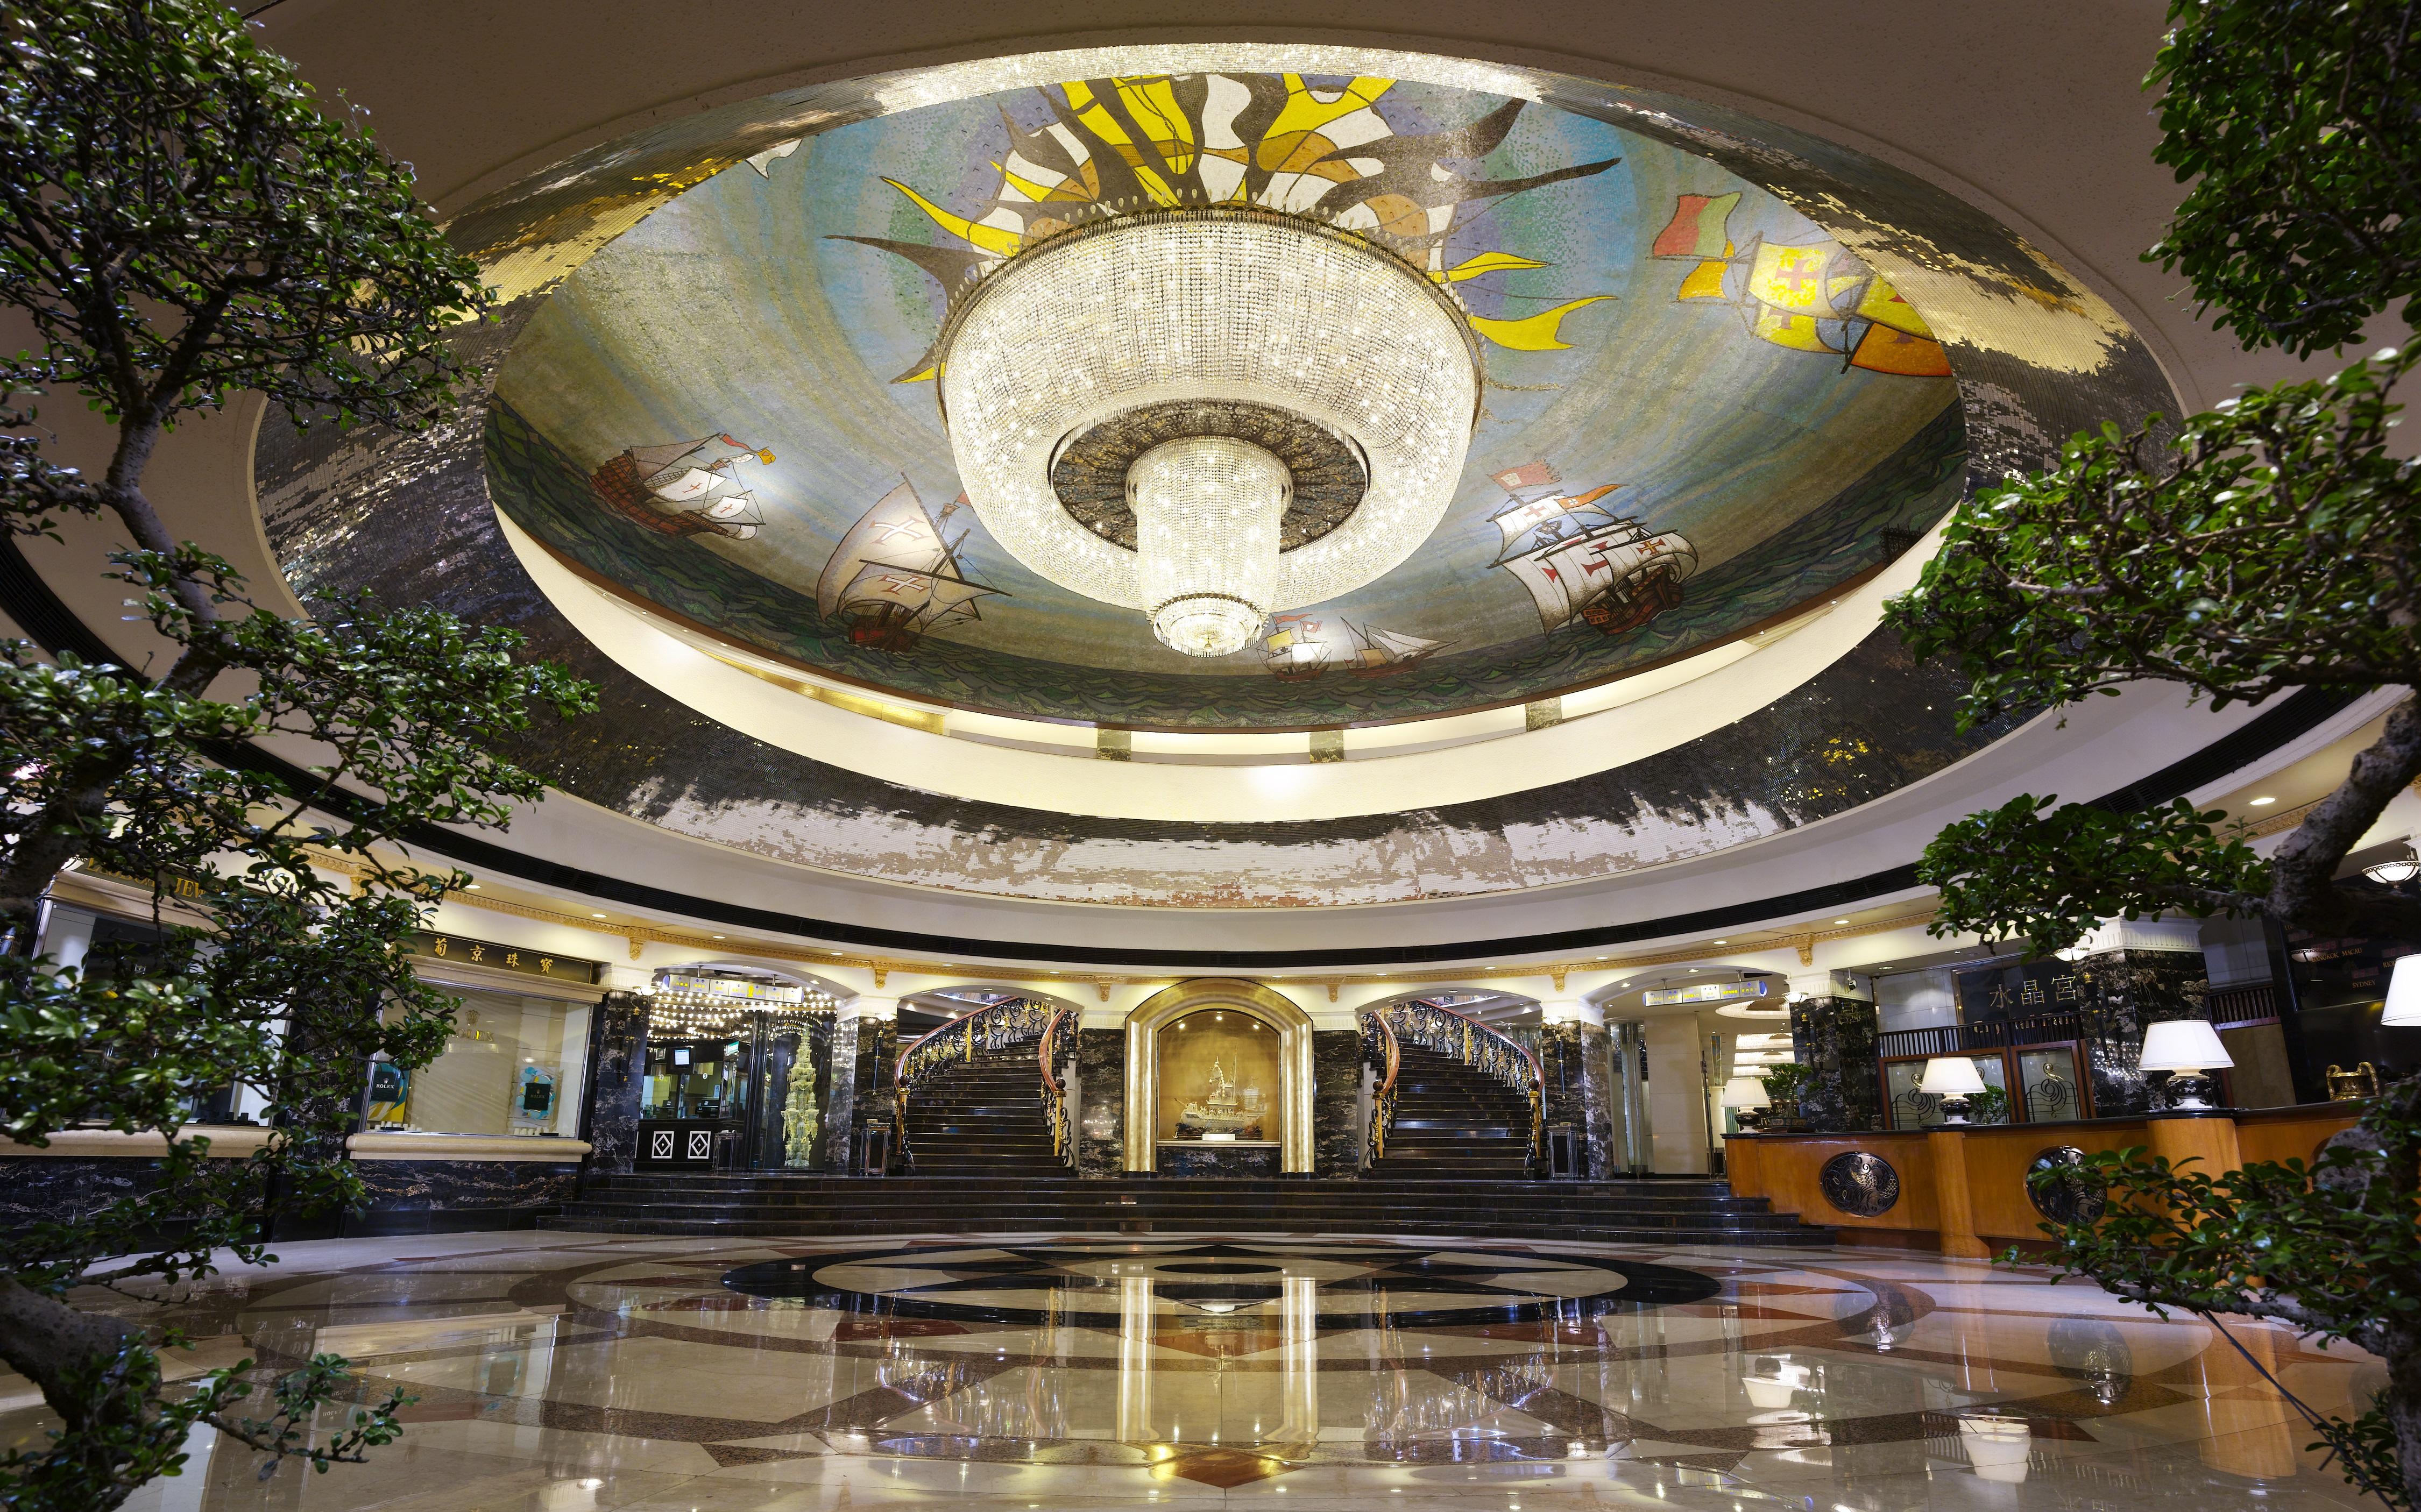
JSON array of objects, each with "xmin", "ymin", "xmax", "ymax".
[{"xmin": 2, "ymin": 1229, "xmax": 2389, "ymax": 1509}]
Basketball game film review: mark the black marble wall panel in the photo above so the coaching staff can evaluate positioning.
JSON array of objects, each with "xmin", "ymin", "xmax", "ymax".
[
  {"xmin": 2, "ymin": 1156, "xmax": 577, "ymax": 1238},
  {"xmin": 1790, "ymin": 997, "xmax": 1883, "ymax": 1132},
  {"xmin": 1312, "ymin": 1029, "xmax": 1363, "ymax": 1178},
  {"xmin": 0, "ymin": 1158, "xmax": 169, "ymax": 1231},
  {"xmin": 855, "ymin": 1019, "xmax": 897, "ymax": 1170},
  {"xmin": 353, "ymin": 1159, "xmax": 580, "ymax": 1213},
  {"xmin": 584, "ymin": 991, "xmax": 647, "ymax": 1175},
  {"xmin": 823, "ymin": 1016, "xmax": 860, "ymax": 1173},
  {"xmin": 1157, "ymin": 1144, "xmax": 1281, "ymax": 1179},
  {"xmin": 1077, "ymin": 1028, "xmax": 1125, "ymax": 1177}
]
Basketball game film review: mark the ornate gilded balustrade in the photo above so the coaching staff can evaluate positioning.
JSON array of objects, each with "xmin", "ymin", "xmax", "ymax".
[
  {"xmin": 892, "ymin": 997, "xmax": 1053, "ymax": 1167},
  {"xmin": 1358, "ymin": 1010, "xmax": 1401, "ymax": 1167},
  {"xmin": 1361, "ymin": 998, "xmax": 1546, "ymax": 1173},
  {"xmin": 1038, "ymin": 1007, "xmax": 1076, "ymax": 1165}
]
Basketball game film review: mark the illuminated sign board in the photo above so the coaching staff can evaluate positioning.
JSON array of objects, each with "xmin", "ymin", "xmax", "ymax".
[{"xmin": 1641, "ymin": 979, "xmax": 1771, "ymax": 1007}]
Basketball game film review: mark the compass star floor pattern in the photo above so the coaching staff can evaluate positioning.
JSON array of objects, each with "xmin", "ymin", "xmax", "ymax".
[{"xmin": 0, "ymin": 1230, "xmax": 2387, "ymax": 1510}]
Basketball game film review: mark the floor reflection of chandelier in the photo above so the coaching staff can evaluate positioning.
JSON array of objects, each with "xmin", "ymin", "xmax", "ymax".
[{"xmin": 935, "ymin": 205, "xmax": 1482, "ymax": 656}]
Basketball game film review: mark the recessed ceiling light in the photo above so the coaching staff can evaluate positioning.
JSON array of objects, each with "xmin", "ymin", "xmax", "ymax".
[
  {"xmin": 464, "ymin": 883, "xmax": 480, "ymax": 891},
  {"xmin": 591, "ymin": 912, "xmax": 607, "ymax": 919},
  {"xmin": 2250, "ymin": 796, "xmax": 2276, "ymax": 806},
  {"xmin": 1712, "ymin": 939, "xmax": 1727, "ymax": 944},
  {"xmin": 1836, "ymin": 918, "xmax": 1850, "ymax": 925},
  {"xmin": 712, "ymin": 934, "xmax": 724, "ymax": 939}
]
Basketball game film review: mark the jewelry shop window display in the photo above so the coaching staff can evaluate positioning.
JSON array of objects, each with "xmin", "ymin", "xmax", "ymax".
[
  {"xmin": 368, "ymin": 988, "xmax": 592, "ymax": 1139},
  {"xmin": 638, "ymin": 972, "xmax": 837, "ymax": 1171}
]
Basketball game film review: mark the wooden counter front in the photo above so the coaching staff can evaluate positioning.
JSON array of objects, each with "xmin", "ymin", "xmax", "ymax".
[
  {"xmin": 2236, "ymin": 1102, "xmax": 2366, "ymax": 1167},
  {"xmin": 1728, "ymin": 1102, "xmax": 2361, "ymax": 1252},
  {"xmin": 1725, "ymin": 1128, "xmax": 1938, "ymax": 1239}
]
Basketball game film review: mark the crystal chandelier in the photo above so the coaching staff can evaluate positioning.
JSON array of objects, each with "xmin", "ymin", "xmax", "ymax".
[{"xmin": 935, "ymin": 205, "xmax": 1482, "ymax": 656}]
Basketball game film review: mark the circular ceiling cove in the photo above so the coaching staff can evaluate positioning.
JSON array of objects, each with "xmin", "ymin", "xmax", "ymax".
[{"xmin": 482, "ymin": 62, "xmax": 1966, "ymax": 729}]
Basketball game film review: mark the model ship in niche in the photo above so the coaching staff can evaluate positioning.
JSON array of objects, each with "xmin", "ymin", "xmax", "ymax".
[
  {"xmin": 1488, "ymin": 461, "xmax": 1697, "ymax": 637},
  {"xmin": 816, "ymin": 481, "xmax": 1004, "ymax": 652},
  {"xmin": 1262, "ymin": 616, "xmax": 1451, "ymax": 680},
  {"xmin": 589, "ymin": 433, "xmax": 775, "ymax": 540},
  {"xmin": 1174, "ymin": 1059, "xmax": 1264, "ymax": 1140}
]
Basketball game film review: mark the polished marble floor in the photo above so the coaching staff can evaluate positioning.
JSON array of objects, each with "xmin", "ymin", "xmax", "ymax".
[{"xmin": 1, "ymin": 1228, "xmax": 2390, "ymax": 1510}]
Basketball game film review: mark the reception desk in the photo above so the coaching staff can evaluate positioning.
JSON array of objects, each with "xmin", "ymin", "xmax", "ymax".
[{"xmin": 1725, "ymin": 1102, "xmax": 2363, "ymax": 1255}]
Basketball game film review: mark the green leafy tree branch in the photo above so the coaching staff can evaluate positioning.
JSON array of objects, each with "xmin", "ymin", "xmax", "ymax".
[
  {"xmin": 0, "ymin": 2, "xmax": 595, "ymax": 1507},
  {"xmin": 1884, "ymin": 2, "xmax": 2421, "ymax": 1504},
  {"xmin": 2024, "ymin": 1084, "xmax": 2421, "ymax": 1507}
]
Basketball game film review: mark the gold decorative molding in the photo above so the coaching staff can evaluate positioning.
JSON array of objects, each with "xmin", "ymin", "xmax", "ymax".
[{"xmin": 2243, "ymin": 798, "xmax": 2324, "ymax": 839}]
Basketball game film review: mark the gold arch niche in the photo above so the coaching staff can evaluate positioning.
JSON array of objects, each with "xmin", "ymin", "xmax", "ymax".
[{"xmin": 1123, "ymin": 978, "xmax": 1314, "ymax": 1174}]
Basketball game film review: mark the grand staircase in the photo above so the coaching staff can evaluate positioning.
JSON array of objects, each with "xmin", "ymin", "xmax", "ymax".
[
  {"xmin": 549, "ymin": 1025, "xmax": 1832, "ymax": 1247},
  {"xmin": 1368, "ymin": 1042, "xmax": 1537, "ymax": 1179},
  {"xmin": 899, "ymin": 1043, "xmax": 1058, "ymax": 1178},
  {"xmin": 545, "ymin": 1174, "xmax": 1829, "ymax": 1246}
]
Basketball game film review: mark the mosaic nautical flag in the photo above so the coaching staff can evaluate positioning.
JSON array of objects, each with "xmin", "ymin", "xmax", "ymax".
[
  {"xmin": 1491, "ymin": 460, "xmax": 1561, "ymax": 493},
  {"xmin": 1650, "ymin": 191, "xmax": 1740, "ymax": 259},
  {"xmin": 1655, "ymin": 194, "xmax": 1951, "ymax": 377}
]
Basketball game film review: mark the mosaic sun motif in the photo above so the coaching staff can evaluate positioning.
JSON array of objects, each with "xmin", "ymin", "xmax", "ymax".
[{"xmin": 487, "ymin": 70, "xmax": 1965, "ymax": 729}]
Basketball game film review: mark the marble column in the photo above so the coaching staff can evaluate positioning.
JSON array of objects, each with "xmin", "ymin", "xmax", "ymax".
[
  {"xmin": 1540, "ymin": 1001, "xmax": 1616, "ymax": 1179},
  {"xmin": 581, "ymin": 990, "xmax": 648, "ymax": 1174},
  {"xmin": 1076, "ymin": 1027, "xmax": 1125, "ymax": 1177},
  {"xmin": 820, "ymin": 1014, "xmax": 860, "ymax": 1173},
  {"xmin": 1312, "ymin": 1028, "xmax": 1363, "ymax": 1178},
  {"xmin": 846, "ymin": 996, "xmax": 899, "ymax": 1173},
  {"xmin": 1789, "ymin": 970, "xmax": 1881, "ymax": 1133}
]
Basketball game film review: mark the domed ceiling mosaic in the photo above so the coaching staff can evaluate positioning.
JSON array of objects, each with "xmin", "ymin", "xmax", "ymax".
[
  {"xmin": 487, "ymin": 69, "xmax": 1966, "ymax": 729},
  {"xmin": 259, "ymin": 45, "xmax": 2174, "ymax": 914}
]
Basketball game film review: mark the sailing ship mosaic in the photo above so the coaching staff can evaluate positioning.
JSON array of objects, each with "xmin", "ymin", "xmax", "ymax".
[{"xmin": 487, "ymin": 71, "xmax": 1965, "ymax": 729}]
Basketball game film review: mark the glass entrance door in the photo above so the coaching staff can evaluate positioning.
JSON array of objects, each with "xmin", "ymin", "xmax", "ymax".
[{"xmin": 639, "ymin": 1009, "xmax": 833, "ymax": 1171}]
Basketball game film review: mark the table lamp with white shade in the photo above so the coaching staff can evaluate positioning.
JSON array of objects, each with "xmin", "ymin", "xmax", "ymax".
[
  {"xmin": 2139, "ymin": 1018, "xmax": 2234, "ymax": 1110},
  {"xmin": 1721, "ymin": 1075, "xmax": 1773, "ymax": 1133},
  {"xmin": 2383, "ymin": 954, "xmax": 2421, "ymax": 1027},
  {"xmin": 1919, "ymin": 1056, "xmax": 1988, "ymax": 1124}
]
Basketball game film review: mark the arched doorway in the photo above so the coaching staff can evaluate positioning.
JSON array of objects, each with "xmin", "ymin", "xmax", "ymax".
[{"xmin": 1124, "ymin": 978, "xmax": 1314, "ymax": 1174}]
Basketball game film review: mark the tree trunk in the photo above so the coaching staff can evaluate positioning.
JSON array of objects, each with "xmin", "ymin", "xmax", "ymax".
[
  {"xmin": 0, "ymin": 1277, "xmax": 142, "ymax": 1402},
  {"xmin": 2271, "ymin": 692, "xmax": 2421, "ymax": 938},
  {"xmin": 1, "ymin": 415, "xmax": 231, "ymax": 954},
  {"xmin": 2388, "ymin": 1355, "xmax": 2421, "ymax": 1509}
]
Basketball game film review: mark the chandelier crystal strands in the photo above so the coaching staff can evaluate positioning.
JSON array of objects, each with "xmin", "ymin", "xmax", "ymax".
[{"xmin": 935, "ymin": 203, "xmax": 1483, "ymax": 656}]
